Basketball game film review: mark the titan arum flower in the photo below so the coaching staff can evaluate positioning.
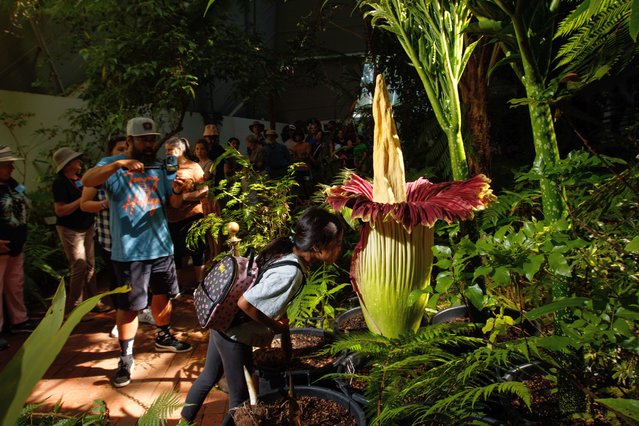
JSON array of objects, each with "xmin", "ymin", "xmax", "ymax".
[{"xmin": 326, "ymin": 75, "xmax": 495, "ymax": 338}]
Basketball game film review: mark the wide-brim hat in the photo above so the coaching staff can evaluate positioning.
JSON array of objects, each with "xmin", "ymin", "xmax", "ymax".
[
  {"xmin": 53, "ymin": 147, "xmax": 83, "ymax": 173},
  {"xmin": 126, "ymin": 117, "xmax": 160, "ymax": 137},
  {"xmin": 265, "ymin": 129, "xmax": 278, "ymax": 137},
  {"xmin": 0, "ymin": 145, "xmax": 24, "ymax": 162},
  {"xmin": 249, "ymin": 120, "xmax": 265, "ymax": 131}
]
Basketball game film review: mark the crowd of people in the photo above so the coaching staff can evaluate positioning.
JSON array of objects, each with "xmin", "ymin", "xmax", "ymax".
[
  {"xmin": 242, "ymin": 118, "xmax": 372, "ymax": 192},
  {"xmin": 0, "ymin": 115, "xmax": 348, "ymax": 423}
]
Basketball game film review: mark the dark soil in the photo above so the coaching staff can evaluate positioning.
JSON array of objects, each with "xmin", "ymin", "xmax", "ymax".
[
  {"xmin": 232, "ymin": 395, "xmax": 357, "ymax": 426},
  {"xmin": 254, "ymin": 333, "xmax": 337, "ymax": 371},
  {"xmin": 509, "ymin": 373, "xmax": 560, "ymax": 421},
  {"xmin": 337, "ymin": 312, "xmax": 368, "ymax": 332},
  {"xmin": 508, "ymin": 375, "xmax": 615, "ymax": 425},
  {"xmin": 343, "ymin": 365, "xmax": 370, "ymax": 393}
]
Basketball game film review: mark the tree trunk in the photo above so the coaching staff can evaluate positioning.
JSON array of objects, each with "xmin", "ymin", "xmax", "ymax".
[{"xmin": 459, "ymin": 39, "xmax": 491, "ymax": 177}]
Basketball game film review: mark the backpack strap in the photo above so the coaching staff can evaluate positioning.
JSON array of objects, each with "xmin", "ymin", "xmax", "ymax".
[
  {"xmin": 255, "ymin": 259, "xmax": 306, "ymax": 301},
  {"xmin": 229, "ymin": 259, "xmax": 306, "ymax": 327},
  {"xmin": 245, "ymin": 247, "xmax": 256, "ymax": 277}
]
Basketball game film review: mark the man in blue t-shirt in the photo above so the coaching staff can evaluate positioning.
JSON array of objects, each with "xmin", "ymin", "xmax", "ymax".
[{"xmin": 83, "ymin": 117, "xmax": 192, "ymax": 388}]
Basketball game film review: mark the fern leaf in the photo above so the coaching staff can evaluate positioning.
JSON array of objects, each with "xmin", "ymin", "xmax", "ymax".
[{"xmin": 138, "ymin": 389, "xmax": 184, "ymax": 426}]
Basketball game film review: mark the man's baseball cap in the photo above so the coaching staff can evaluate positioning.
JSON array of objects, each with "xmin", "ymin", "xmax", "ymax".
[{"xmin": 126, "ymin": 117, "xmax": 160, "ymax": 137}]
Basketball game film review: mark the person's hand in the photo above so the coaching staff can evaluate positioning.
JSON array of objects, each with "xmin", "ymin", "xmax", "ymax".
[
  {"xmin": 272, "ymin": 316, "xmax": 289, "ymax": 333},
  {"xmin": 118, "ymin": 159, "xmax": 145, "ymax": 172},
  {"xmin": 172, "ymin": 177, "xmax": 186, "ymax": 194},
  {"xmin": 0, "ymin": 240, "xmax": 10, "ymax": 254},
  {"xmin": 182, "ymin": 178, "xmax": 194, "ymax": 192}
]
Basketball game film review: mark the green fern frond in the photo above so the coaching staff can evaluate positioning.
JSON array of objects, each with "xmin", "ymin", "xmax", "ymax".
[
  {"xmin": 287, "ymin": 264, "xmax": 349, "ymax": 328},
  {"xmin": 137, "ymin": 389, "xmax": 184, "ymax": 426},
  {"xmin": 329, "ymin": 330, "xmax": 393, "ymax": 356},
  {"xmin": 555, "ymin": 1, "xmax": 632, "ymax": 69},
  {"xmin": 555, "ymin": 0, "xmax": 617, "ymax": 37}
]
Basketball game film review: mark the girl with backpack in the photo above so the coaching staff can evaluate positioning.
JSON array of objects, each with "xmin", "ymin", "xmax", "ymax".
[{"xmin": 181, "ymin": 206, "xmax": 344, "ymax": 423}]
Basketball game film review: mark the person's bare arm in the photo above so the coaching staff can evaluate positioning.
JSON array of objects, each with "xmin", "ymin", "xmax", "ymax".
[
  {"xmin": 80, "ymin": 186, "xmax": 107, "ymax": 213},
  {"xmin": 237, "ymin": 295, "xmax": 288, "ymax": 332},
  {"xmin": 184, "ymin": 188, "xmax": 208, "ymax": 201},
  {"xmin": 169, "ymin": 177, "xmax": 186, "ymax": 208},
  {"xmin": 83, "ymin": 158, "xmax": 145, "ymax": 187},
  {"xmin": 54, "ymin": 199, "xmax": 81, "ymax": 217}
]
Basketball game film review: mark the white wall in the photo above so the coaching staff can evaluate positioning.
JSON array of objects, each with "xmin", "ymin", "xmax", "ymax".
[
  {"xmin": 0, "ymin": 89, "xmax": 85, "ymax": 190},
  {"xmin": 0, "ymin": 90, "xmax": 288, "ymax": 190}
]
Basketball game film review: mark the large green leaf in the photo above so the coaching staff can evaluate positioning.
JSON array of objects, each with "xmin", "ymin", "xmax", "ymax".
[
  {"xmin": 630, "ymin": 0, "xmax": 639, "ymax": 41},
  {"xmin": 522, "ymin": 297, "xmax": 588, "ymax": 321},
  {"xmin": 548, "ymin": 251, "xmax": 572, "ymax": 277},
  {"xmin": 0, "ymin": 281, "xmax": 129, "ymax": 426},
  {"xmin": 625, "ymin": 235, "xmax": 639, "ymax": 252},
  {"xmin": 596, "ymin": 398, "xmax": 639, "ymax": 421}
]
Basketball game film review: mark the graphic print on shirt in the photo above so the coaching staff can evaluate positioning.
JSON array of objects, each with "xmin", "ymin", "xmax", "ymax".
[
  {"xmin": 0, "ymin": 187, "xmax": 28, "ymax": 227},
  {"xmin": 121, "ymin": 172, "xmax": 161, "ymax": 216}
]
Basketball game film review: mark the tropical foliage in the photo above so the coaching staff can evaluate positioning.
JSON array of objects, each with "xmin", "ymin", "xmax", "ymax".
[
  {"xmin": 329, "ymin": 150, "xmax": 638, "ymax": 424},
  {"xmin": 0, "ymin": 282, "xmax": 128, "ymax": 426},
  {"xmin": 186, "ymin": 154, "xmax": 299, "ymax": 256},
  {"xmin": 358, "ymin": 0, "xmax": 476, "ymax": 180}
]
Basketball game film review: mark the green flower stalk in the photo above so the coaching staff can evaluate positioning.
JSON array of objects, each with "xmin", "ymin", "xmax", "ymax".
[{"xmin": 326, "ymin": 75, "xmax": 495, "ymax": 338}]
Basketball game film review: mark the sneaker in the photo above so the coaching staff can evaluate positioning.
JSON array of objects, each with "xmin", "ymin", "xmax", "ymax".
[
  {"xmin": 10, "ymin": 319, "xmax": 38, "ymax": 333},
  {"xmin": 110, "ymin": 324, "xmax": 119, "ymax": 338},
  {"xmin": 113, "ymin": 355, "xmax": 134, "ymax": 388},
  {"xmin": 138, "ymin": 308, "xmax": 155, "ymax": 325},
  {"xmin": 155, "ymin": 333, "xmax": 192, "ymax": 353}
]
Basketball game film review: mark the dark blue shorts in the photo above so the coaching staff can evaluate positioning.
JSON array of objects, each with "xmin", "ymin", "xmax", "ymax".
[{"xmin": 112, "ymin": 256, "xmax": 179, "ymax": 311}]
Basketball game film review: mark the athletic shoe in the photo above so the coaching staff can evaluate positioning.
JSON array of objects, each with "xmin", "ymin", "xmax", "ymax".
[
  {"xmin": 138, "ymin": 308, "xmax": 155, "ymax": 325},
  {"xmin": 155, "ymin": 333, "xmax": 192, "ymax": 353},
  {"xmin": 110, "ymin": 324, "xmax": 118, "ymax": 338},
  {"xmin": 10, "ymin": 319, "xmax": 38, "ymax": 333},
  {"xmin": 113, "ymin": 355, "xmax": 134, "ymax": 388}
]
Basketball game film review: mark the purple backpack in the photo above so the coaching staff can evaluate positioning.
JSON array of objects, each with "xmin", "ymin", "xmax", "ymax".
[{"xmin": 193, "ymin": 251, "xmax": 302, "ymax": 331}]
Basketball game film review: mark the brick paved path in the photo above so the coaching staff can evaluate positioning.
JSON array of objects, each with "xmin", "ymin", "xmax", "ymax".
[{"xmin": 0, "ymin": 295, "xmax": 228, "ymax": 425}]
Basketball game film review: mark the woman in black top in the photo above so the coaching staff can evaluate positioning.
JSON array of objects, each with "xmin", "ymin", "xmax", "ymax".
[{"xmin": 52, "ymin": 147, "xmax": 107, "ymax": 313}]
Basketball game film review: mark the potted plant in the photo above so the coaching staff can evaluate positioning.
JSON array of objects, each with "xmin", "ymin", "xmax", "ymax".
[
  {"xmin": 228, "ymin": 385, "xmax": 367, "ymax": 425},
  {"xmin": 325, "ymin": 75, "xmax": 495, "ymax": 338},
  {"xmin": 253, "ymin": 328, "xmax": 343, "ymax": 392}
]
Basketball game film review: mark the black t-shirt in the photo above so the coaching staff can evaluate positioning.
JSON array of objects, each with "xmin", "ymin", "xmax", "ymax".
[
  {"xmin": 209, "ymin": 143, "xmax": 226, "ymax": 185},
  {"xmin": 52, "ymin": 174, "xmax": 95, "ymax": 230}
]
